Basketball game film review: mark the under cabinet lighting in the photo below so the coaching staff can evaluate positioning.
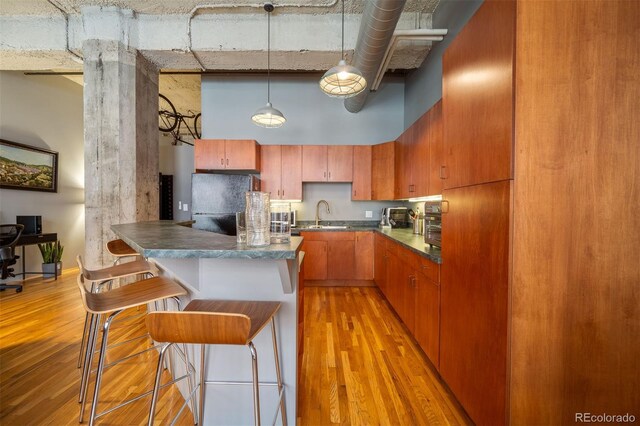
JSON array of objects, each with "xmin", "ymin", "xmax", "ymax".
[{"xmin": 408, "ymin": 195, "xmax": 443, "ymax": 202}]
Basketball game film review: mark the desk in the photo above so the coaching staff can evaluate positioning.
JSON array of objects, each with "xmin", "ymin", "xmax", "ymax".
[{"xmin": 16, "ymin": 233, "xmax": 58, "ymax": 280}]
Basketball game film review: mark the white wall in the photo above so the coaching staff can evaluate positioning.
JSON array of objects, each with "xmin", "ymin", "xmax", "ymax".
[
  {"xmin": 159, "ymin": 133, "xmax": 194, "ymax": 221},
  {"xmin": 0, "ymin": 72, "xmax": 84, "ymax": 277}
]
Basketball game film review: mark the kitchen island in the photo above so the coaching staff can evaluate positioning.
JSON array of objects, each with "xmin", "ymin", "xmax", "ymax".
[{"xmin": 111, "ymin": 221, "xmax": 303, "ymax": 425}]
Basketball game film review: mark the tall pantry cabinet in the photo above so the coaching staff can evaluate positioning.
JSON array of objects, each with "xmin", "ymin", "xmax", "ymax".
[{"xmin": 440, "ymin": 0, "xmax": 639, "ymax": 425}]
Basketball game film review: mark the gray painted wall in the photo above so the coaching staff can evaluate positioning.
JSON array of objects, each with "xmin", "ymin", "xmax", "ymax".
[
  {"xmin": 178, "ymin": 74, "xmax": 407, "ymax": 220},
  {"xmin": 0, "ymin": 72, "xmax": 85, "ymax": 276},
  {"xmin": 404, "ymin": 0, "xmax": 484, "ymax": 127},
  {"xmin": 293, "ymin": 183, "xmax": 405, "ymax": 222},
  {"xmin": 201, "ymin": 74, "xmax": 404, "ymax": 145}
]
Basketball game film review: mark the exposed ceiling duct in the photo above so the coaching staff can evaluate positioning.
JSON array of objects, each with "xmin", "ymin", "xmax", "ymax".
[{"xmin": 344, "ymin": 0, "xmax": 406, "ymax": 113}]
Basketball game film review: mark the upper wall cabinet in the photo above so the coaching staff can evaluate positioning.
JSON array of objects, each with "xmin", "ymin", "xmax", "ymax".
[
  {"xmin": 372, "ymin": 142, "xmax": 395, "ymax": 200},
  {"xmin": 428, "ymin": 100, "xmax": 444, "ymax": 196},
  {"xmin": 302, "ymin": 145, "xmax": 353, "ymax": 182},
  {"xmin": 195, "ymin": 139, "xmax": 261, "ymax": 172},
  {"xmin": 442, "ymin": 1, "xmax": 515, "ymax": 189},
  {"xmin": 260, "ymin": 145, "xmax": 303, "ymax": 201},
  {"xmin": 352, "ymin": 145, "xmax": 372, "ymax": 200},
  {"xmin": 395, "ymin": 102, "xmax": 440, "ymax": 199}
]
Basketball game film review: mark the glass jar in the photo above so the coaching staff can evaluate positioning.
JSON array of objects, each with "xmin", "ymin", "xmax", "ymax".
[
  {"xmin": 245, "ymin": 191, "xmax": 270, "ymax": 247},
  {"xmin": 270, "ymin": 202, "xmax": 291, "ymax": 244}
]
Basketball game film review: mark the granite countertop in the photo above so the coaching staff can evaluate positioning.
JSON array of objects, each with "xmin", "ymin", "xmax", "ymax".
[
  {"xmin": 293, "ymin": 221, "xmax": 442, "ymax": 264},
  {"xmin": 111, "ymin": 221, "xmax": 303, "ymax": 260}
]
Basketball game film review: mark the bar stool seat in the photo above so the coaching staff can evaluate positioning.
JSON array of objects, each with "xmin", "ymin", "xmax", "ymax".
[
  {"xmin": 106, "ymin": 239, "xmax": 140, "ymax": 264},
  {"xmin": 146, "ymin": 299, "xmax": 287, "ymax": 426},
  {"xmin": 83, "ymin": 258, "xmax": 154, "ymax": 283},
  {"xmin": 75, "ymin": 257, "xmax": 157, "ymax": 370},
  {"xmin": 76, "ymin": 264, "xmax": 187, "ymax": 426}
]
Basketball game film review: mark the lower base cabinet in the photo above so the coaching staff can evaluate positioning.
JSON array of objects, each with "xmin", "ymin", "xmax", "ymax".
[
  {"xmin": 300, "ymin": 231, "xmax": 374, "ymax": 281},
  {"xmin": 414, "ymin": 272, "xmax": 440, "ymax": 368},
  {"xmin": 374, "ymin": 235, "xmax": 440, "ymax": 367}
]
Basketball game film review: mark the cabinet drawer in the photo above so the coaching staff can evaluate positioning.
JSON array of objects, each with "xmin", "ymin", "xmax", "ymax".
[{"xmin": 417, "ymin": 257, "xmax": 440, "ymax": 284}]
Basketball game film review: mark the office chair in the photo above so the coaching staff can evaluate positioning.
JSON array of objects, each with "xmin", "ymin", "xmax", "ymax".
[{"xmin": 0, "ymin": 224, "xmax": 25, "ymax": 293}]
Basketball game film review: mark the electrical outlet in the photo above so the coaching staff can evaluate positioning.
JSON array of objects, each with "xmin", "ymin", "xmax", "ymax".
[
  {"xmin": 183, "ymin": 203, "xmax": 189, "ymax": 211},
  {"xmin": 178, "ymin": 201, "xmax": 182, "ymax": 210},
  {"xmin": 365, "ymin": 210, "xmax": 373, "ymax": 218}
]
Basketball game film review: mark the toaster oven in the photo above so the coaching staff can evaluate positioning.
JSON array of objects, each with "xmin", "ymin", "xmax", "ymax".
[{"xmin": 423, "ymin": 201, "xmax": 442, "ymax": 247}]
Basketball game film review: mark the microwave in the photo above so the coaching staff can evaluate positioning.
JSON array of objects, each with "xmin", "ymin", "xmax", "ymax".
[{"xmin": 384, "ymin": 207, "xmax": 410, "ymax": 228}]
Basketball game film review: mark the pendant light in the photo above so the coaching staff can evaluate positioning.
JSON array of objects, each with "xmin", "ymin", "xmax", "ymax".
[
  {"xmin": 319, "ymin": 0, "xmax": 367, "ymax": 98},
  {"xmin": 252, "ymin": 3, "xmax": 286, "ymax": 128}
]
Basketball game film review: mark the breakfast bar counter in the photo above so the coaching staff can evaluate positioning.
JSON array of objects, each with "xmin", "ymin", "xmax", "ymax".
[{"xmin": 111, "ymin": 220, "xmax": 303, "ymax": 425}]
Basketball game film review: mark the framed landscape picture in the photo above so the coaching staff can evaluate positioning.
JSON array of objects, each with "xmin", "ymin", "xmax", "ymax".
[{"xmin": 0, "ymin": 139, "xmax": 58, "ymax": 193}]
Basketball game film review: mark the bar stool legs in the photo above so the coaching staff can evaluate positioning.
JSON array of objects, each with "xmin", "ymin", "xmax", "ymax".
[
  {"xmin": 147, "ymin": 313, "xmax": 287, "ymax": 426},
  {"xmin": 271, "ymin": 317, "xmax": 287, "ymax": 426}
]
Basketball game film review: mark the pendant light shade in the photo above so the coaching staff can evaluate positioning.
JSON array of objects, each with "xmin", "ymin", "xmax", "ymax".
[
  {"xmin": 251, "ymin": 102, "xmax": 286, "ymax": 128},
  {"xmin": 319, "ymin": 59, "xmax": 366, "ymax": 98},
  {"xmin": 319, "ymin": 0, "xmax": 367, "ymax": 98},
  {"xmin": 252, "ymin": 3, "xmax": 286, "ymax": 128}
]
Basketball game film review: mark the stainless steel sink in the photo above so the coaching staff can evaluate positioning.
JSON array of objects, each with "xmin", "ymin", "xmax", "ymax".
[{"xmin": 305, "ymin": 225, "xmax": 350, "ymax": 229}]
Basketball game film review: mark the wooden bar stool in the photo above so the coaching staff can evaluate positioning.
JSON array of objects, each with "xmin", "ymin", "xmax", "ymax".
[
  {"xmin": 75, "ymin": 256, "xmax": 157, "ymax": 369},
  {"xmin": 106, "ymin": 239, "xmax": 140, "ymax": 265},
  {"xmin": 76, "ymin": 262, "xmax": 188, "ymax": 426},
  {"xmin": 146, "ymin": 300, "xmax": 287, "ymax": 426}
]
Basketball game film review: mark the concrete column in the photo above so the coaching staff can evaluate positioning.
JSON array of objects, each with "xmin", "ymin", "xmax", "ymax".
[{"xmin": 83, "ymin": 39, "xmax": 159, "ymax": 268}]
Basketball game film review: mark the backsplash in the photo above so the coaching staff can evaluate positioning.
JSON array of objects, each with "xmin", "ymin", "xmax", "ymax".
[{"xmin": 291, "ymin": 183, "xmax": 406, "ymax": 221}]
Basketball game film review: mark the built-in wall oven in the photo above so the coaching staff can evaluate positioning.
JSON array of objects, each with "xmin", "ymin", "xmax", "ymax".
[{"xmin": 423, "ymin": 201, "xmax": 442, "ymax": 247}]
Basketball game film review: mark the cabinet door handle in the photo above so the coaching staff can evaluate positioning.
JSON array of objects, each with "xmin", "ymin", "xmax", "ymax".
[
  {"xmin": 409, "ymin": 275, "xmax": 416, "ymax": 288},
  {"xmin": 277, "ymin": 190, "xmax": 280, "ymax": 197},
  {"xmin": 220, "ymin": 158, "xmax": 224, "ymax": 166},
  {"xmin": 226, "ymin": 159, "xmax": 229, "ymax": 166},
  {"xmin": 440, "ymin": 165, "xmax": 447, "ymax": 179},
  {"xmin": 328, "ymin": 171, "xmax": 331, "ymax": 179},
  {"xmin": 282, "ymin": 189, "xmax": 284, "ymax": 197},
  {"xmin": 324, "ymin": 171, "xmax": 327, "ymax": 178},
  {"xmin": 441, "ymin": 199, "xmax": 449, "ymax": 213}
]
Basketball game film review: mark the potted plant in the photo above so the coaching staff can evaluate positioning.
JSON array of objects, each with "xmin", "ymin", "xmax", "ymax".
[{"xmin": 38, "ymin": 240, "xmax": 64, "ymax": 277}]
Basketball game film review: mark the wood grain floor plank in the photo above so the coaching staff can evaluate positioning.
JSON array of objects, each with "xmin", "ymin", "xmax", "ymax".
[
  {"xmin": 299, "ymin": 287, "xmax": 471, "ymax": 426},
  {"xmin": 1, "ymin": 271, "xmax": 470, "ymax": 425}
]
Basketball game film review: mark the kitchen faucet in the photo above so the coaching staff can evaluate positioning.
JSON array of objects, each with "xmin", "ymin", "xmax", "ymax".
[{"xmin": 315, "ymin": 200, "xmax": 331, "ymax": 227}]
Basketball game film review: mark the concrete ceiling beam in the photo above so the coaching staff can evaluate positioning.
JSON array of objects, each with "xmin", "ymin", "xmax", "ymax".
[{"xmin": 0, "ymin": 7, "xmax": 432, "ymax": 71}]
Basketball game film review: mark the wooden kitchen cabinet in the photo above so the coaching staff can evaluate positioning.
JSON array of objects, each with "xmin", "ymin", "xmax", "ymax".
[
  {"xmin": 442, "ymin": 1, "xmax": 514, "ymax": 189},
  {"xmin": 440, "ymin": 180, "xmax": 510, "ymax": 426},
  {"xmin": 327, "ymin": 234, "xmax": 356, "ymax": 280},
  {"xmin": 302, "ymin": 145, "xmax": 353, "ymax": 182},
  {"xmin": 195, "ymin": 139, "xmax": 260, "ymax": 172},
  {"xmin": 300, "ymin": 239, "xmax": 327, "ymax": 280},
  {"xmin": 352, "ymin": 145, "xmax": 372, "ymax": 200},
  {"xmin": 428, "ymin": 100, "xmax": 444, "ymax": 196},
  {"xmin": 373, "ymin": 233, "xmax": 387, "ymax": 291},
  {"xmin": 260, "ymin": 145, "xmax": 302, "ymax": 200},
  {"xmin": 371, "ymin": 142, "xmax": 395, "ymax": 200},
  {"xmin": 414, "ymin": 260, "xmax": 440, "ymax": 368},
  {"xmin": 301, "ymin": 231, "xmax": 373, "ymax": 282},
  {"xmin": 354, "ymin": 231, "xmax": 374, "ymax": 280},
  {"xmin": 394, "ymin": 105, "xmax": 437, "ymax": 199},
  {"xmin": 384, "ymin": 242, "xmax": 415, "ymax": 334}
]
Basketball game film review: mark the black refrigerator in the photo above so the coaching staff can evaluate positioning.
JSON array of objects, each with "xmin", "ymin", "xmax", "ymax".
[{"xmin": 191, "ymin": 173, "xmax": 260, "ymax": 235}]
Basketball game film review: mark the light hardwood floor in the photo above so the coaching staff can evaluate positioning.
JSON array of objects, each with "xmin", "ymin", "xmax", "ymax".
[{"xmin": 1, "ymin": 270, "xmax": 470, "ymax": 425}]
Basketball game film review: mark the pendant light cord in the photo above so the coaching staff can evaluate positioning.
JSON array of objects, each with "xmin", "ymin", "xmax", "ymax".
[
  {"xmin": 267, "ymin": 8, "xmax": 271, "ymax": 103},
  {"xmin": 341, "ymin": 0, "xmax": 344, "ymax": 60}
]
